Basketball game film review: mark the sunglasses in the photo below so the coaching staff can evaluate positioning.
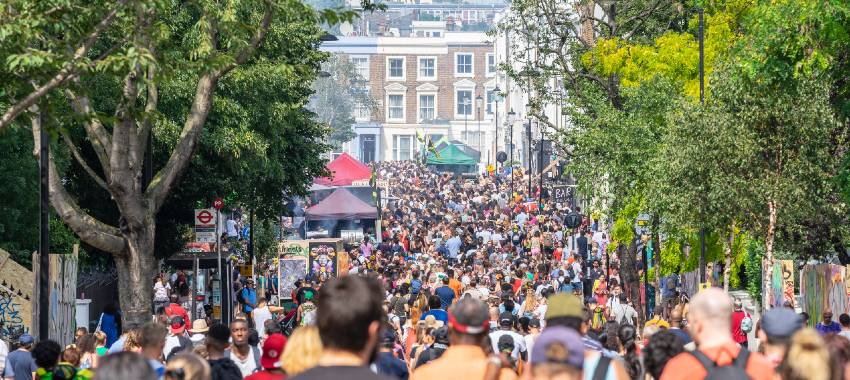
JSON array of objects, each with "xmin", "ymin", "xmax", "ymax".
[{"xmin": 165, "ymin": 368, "xmax": 185, "ymax": 380}]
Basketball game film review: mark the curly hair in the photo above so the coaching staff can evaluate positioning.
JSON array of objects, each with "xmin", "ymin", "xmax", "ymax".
[
  {"xmin": 618, "ymin": 323, "xmax": 642, "ymax": 380},
  {"xmin": 643, "ymin": 330, "xmax": 685, "ymax": 379}
]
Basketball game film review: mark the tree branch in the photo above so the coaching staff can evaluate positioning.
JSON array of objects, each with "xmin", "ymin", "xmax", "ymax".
[
  {"xmin": 59, "ymin": 129, "xmax": 109, "ymax": 191},
  {"xmin": 147, "ymin": 4, "xmax": 276, "ymax": 212},
  {"xmin": 65, "ymin": 89, "xmax": 113, "ymax": 177},
  {"xmin": 31, "ymin": 114, "xmax": 125, "ymax": 254},
  {"xmin": 0, "ymin": 0, "xmax": 129, "ymax": 130}
]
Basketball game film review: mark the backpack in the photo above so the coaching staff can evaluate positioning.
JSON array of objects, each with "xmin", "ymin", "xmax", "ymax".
[
  {"xmin": 564, "ymin": 266, "xmax": 575, "ymax": 281},
  {"xmin": 690, "ymin": 349, "xmax": 752, "ymax": 380},
  {"xmin": 411, "ymin": 279, "xmax": 422, "ymax": 296},
  {"xmin": 740, "ymin": 311, "xmax": 753, "ymax": 333},
  {"xmin": 300, "ymin": 303, "xmax": 317, "ymax": 326},
  {"xmin": 166, "ymin": 335, "xmax": 194, "ymax": 361}
]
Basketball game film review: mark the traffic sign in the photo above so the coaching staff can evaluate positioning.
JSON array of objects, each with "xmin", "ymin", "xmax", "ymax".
[
  {"xmin": 213, "ymin": 198, "xmax": 224, "ymax": 210},
  {"xmin": 195, "ymin": 208, "xmax": 217, "ymax": 243}
]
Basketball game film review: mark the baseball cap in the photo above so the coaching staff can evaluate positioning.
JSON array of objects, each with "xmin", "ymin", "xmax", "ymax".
[
  {"xmin": 545, "ymin": 293, "xmax": 584, "ymax": 320},
  {"xmin": 260, "ymin": 333, "xmax": 287, "ymax": 369},
  {"xmin": 761, "ymin": 308, "xmax": 803, "ymax": 340},
  {"xmin": 531, "ymin": 326, "xmax": 584, "ymax": 369},
  {"xmin": 499, "ymin": 311, "xmax": 515, "ymax": 326},
  {"xmin": 19, "ymin": 333, "xmax": 34, "ymax": 345},
  {"xmin": 170, "ymin": 316, "xmax": 186, "ymax": 334}
]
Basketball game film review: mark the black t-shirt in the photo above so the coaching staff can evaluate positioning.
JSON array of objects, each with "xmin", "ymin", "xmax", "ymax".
[{"xmin": 290, "ymin": 365, "xmax": 395, "ymax": 380}]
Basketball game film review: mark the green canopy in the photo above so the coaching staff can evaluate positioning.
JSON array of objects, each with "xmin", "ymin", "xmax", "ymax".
[{"xmin": 426, "ymin": 143, "xmax": 477, "ymax": 165}]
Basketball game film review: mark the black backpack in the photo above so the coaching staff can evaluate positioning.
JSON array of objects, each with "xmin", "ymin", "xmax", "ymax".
[{"xmin": 690, "ymin": 349, "xmax": 752, "ymax": 380}]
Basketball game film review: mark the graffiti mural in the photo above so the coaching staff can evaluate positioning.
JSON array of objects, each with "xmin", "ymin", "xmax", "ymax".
[
  {"xmin": 769, "ymin": 260, "xmax": 795, "ymax": 309},
  {"xmin": 0, "ymin": 288, "xmax": 28, "ymax": 340},
  {"xmin": 801, "ymin": 264, "xmax": 850, "ymax": 327}
]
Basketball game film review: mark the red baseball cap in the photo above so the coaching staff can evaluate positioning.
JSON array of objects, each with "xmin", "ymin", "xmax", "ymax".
[{"xmin": 260, "ymin": 333, "xmax": 287, "ymax": 369}]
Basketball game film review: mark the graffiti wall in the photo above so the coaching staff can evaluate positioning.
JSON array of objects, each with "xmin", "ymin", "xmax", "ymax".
[
  {"xmin": 769, "ymin": 260, "xmax": 795, "ymax": 309},
  {"xmin": 801, "ymin": 264, "xmax": 850, "ymax": 327},
  {"xmin": 0, "ymin": 249, "xmax": 33, "ymax": 339}
]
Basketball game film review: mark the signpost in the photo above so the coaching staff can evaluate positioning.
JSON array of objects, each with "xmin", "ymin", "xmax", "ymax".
[
  {"xmin": 194, "ymin": 209, "xmax": 217, "ymax": 243},
  {"xmin": 551, "ymin": 185, "xmax": 575, "ymax": 204},
  {"xmin": 212, "ymin": 198, "xmax": 224, "ymax": 322}
]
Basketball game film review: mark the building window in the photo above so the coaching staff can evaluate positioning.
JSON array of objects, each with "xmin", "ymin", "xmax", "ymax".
[
  {"xmin": 433, "ymin": 31, "xmax": 441, "ymax": 37},
  {"xmin": 486, "ymin": 54, "xmax": 496, "ymax": 75},
  {"xmin": 455, "ymin": 53, "xmax": 473, "ymax": 76},
  {"xmin": 387, "ymin": 94, "xmax": 405, "ymax": 121},
  {"xmin": 418, "ymin": 57, "xmax": 436, "ymax": 80},
  {"xmin": 456, "ymin": 89, "xmax": 472, "ymax": 117},
  {"xmin": 355, "ymin": 101, "xmax": 370, "ymax": 120},
  {"xmin": 387, "ymin": 57, "xmax": 405, "ymax": 79},
  {"xmin": 419, "ymin": 94, "xmax": 435, "ymax": 121},
  {"xmin": 486, "ymin": 90, "xmax": 496, "ymax": 114},
  {"xmin": 351, "ymin": 56, "xmax": 370, "ymax": 79},
  {"xmin": 393, "ymin": 135, "xmax": 413, "ymax": 161},
  {"xmin": 462, "ymin": 131, "xmax": 483, "ymax": 149}
]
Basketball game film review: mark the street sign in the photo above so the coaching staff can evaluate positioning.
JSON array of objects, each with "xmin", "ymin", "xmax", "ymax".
[
  {"xmin": 195, "ymin": 208, "xmax": 217, "ymax": 243},
  {"xmin": 551, "ymin": 185, "xmax": 575, "ymax": 203},
  {"xmin": 238, "ymin": 265, "xmax": 254, "ymax": 277},
  {"xmin": 213, "ymin": 198, "xmax": 224, "ymax": 210}
]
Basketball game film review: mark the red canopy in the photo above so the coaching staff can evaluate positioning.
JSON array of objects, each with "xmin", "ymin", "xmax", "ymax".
[
  {"xmin": 306, "ymin": 188, "xmax": 378, "ymax": 221},
  {"xmin": 314, "ymin": 153, "xmax": 371, "ymax": 186}
]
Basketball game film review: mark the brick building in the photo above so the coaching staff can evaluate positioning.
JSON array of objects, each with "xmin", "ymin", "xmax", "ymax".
[{"xmin": 321, "ymin": 28, "xmax": 500, "ymax": 163}]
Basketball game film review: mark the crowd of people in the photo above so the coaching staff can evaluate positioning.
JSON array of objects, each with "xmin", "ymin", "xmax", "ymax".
[{"xmin": 6, "ymin": 161, "xmax": 850, "ymax": 380}]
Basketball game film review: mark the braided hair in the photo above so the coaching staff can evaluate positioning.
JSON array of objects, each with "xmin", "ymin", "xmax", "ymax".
[{"xmin": 618, "ymin": 323, "xmax": 642, "ymax": 380}]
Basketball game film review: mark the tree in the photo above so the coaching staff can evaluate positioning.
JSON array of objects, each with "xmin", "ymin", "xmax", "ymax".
[
  {"xmin": 0, "ymin": 0, "xmax": 374, "ymax": 325},
  {"xmin": 308, "ymin": 54, "xmax": 374, "ymax": 149}
]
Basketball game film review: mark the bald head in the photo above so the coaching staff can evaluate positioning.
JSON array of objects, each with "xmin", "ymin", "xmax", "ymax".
[{"xmin": 690, "ymin": 288, "xmax": 733, "ymax": 329}]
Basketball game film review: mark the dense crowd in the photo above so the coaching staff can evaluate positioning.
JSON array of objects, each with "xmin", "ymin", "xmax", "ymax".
[{"xmin": 4, "ymin": 161, "xmax": 850, "ymax": 380}]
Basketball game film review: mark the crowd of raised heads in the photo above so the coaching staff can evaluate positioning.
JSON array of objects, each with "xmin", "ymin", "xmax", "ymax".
[{"xmin": 7, "ymin": 161, "xmax": 850, "ymax": 380}]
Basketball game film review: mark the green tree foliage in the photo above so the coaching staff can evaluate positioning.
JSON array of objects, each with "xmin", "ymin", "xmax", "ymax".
[{"xmin": 0, "ymin": 0, "xmax": 376, "ymax": 324}]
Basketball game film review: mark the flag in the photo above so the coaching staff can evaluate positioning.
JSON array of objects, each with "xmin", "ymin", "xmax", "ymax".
[{"xmin": 427, "ymin": 138, "xmax": 441, "ymax": 160}]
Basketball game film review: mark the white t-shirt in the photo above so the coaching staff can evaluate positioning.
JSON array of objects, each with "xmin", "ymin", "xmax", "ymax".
[
  {"xmin": 524, "ymin": 333, "xmax": 538, "ymax": 360},
  {"xmin": 153, "ymin": 282, "xmax": 170, "ymax": 301},
  {"xmin": 226, "ymin": 219, "xmax": 238, "ymax": 237},
  {"xmin": 489, "ymin": 330, "xmax": 527, "ymax": 361},
  {"xmin": 253, "ymin": 306, "xmax": 273, "ymax": 338},
  {"xmin": 230, "ymin": 349, "xmax": 258, "ymax": 377}
]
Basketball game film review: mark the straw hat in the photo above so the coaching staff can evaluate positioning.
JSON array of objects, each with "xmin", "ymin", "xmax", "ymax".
[{"xmin": 190, "ymin": 319, "xmax": 210, "ymax": 334}]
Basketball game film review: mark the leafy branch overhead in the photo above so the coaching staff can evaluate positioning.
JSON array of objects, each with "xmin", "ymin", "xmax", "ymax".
[{"xmin": 0, "ymin": 0, "xmax": 371, "ymax": 325}]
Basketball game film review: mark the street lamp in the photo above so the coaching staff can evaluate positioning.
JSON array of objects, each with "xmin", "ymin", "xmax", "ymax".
[
  {"xmin": 507, "ymin": 108, "xmax": 516, "ymax": 215},
  {"xmin": 493, "ymin": 84, "xmax": 502, "ymax": 169},
  {"xmin": 475, "ymin": 94, "xmax": 483, "ymax": 162}
]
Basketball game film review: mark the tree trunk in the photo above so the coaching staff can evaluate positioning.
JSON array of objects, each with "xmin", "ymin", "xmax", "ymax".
[
  {"xmin": 114, "ymin": 222, "xmax": 157, "ymax": 327},
  {"xmin": 619, "ymin": 239, "xmax": 645, "ymax": 325},
  {"xmin": 723, "ymin": 224, "xmax": 735, "ymax": 292},
  {"xmin": 762, "ymin": 200, "xmax": 777, "ymax": 310},
  {"xmin": 654, "ymin": 231, "xmax": 662, "ymax": 313}
]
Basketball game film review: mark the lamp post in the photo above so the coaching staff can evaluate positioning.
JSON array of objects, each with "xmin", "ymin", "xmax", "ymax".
[
  {"xmin": 507, "ymin": 108, "xmax": 516, "ymax": 215},
  {"xmin": 493, "ymin": 84, "xmax": 501, "ymax": 169},
  {"xmin": 475, "ymin": 94, "xmax": 483, "ymax": 162}
]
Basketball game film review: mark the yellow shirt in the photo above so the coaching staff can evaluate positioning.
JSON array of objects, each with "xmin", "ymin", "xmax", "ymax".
[{"xmin": 411, "ymin": 345, "xmax": 517, "ymax": 380}]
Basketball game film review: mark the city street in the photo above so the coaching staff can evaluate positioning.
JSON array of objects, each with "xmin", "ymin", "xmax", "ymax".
[{"xmin": 0, "ymin": 0, "xmax": 849, "ymax": 380}]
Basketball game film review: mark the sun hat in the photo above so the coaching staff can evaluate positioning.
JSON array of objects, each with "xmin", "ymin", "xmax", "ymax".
[{"xmin": 190, "ymin": 319, "xmax": 209, "ymax": 334}]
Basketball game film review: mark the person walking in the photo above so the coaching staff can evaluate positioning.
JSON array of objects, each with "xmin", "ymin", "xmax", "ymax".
[
  {"xmin": 252, "ymin": 297, "xmax": 284, "ymax": 339},
  {"xmin": 225, "ymin": 319, "xmax": 261, "ymax": 377},
  {"xmin": 410, "ymin": 297, "xmax": 516, "ymax": 380},
  {"xmin": 205, "ymin": 323, "xmax": 242, "ymax": 380},
  {"xmin": 289, "ymin": 276, "xmax": 393, "ymax": 380},
  {"xmin": 816, "ymin": 309, "xmax": 842, "ymax": 335},
  {"xmin": 245, "ymin": 333, "xmax": 288, "ymax": 380},
  {"xmin": 659, "ymin": 288, "xmax": 775, "ymax": 380},
  {"xmin": 730, "ymin": 298, "xmax": 750, "ymax": 349},
  {"xmin": 2, "ymin": 334, "xmax": 36, "ymax": 380}
]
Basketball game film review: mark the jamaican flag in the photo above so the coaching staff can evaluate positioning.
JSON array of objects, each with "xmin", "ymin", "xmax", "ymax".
[{"xmin": 416, "ymin": 131, "xmax": 441, "ymax": 161}]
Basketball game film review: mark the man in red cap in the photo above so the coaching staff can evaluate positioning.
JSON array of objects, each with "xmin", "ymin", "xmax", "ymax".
[{"xmin": 246, "ymin": 333, "xmax": 288, "ymax": 380}]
